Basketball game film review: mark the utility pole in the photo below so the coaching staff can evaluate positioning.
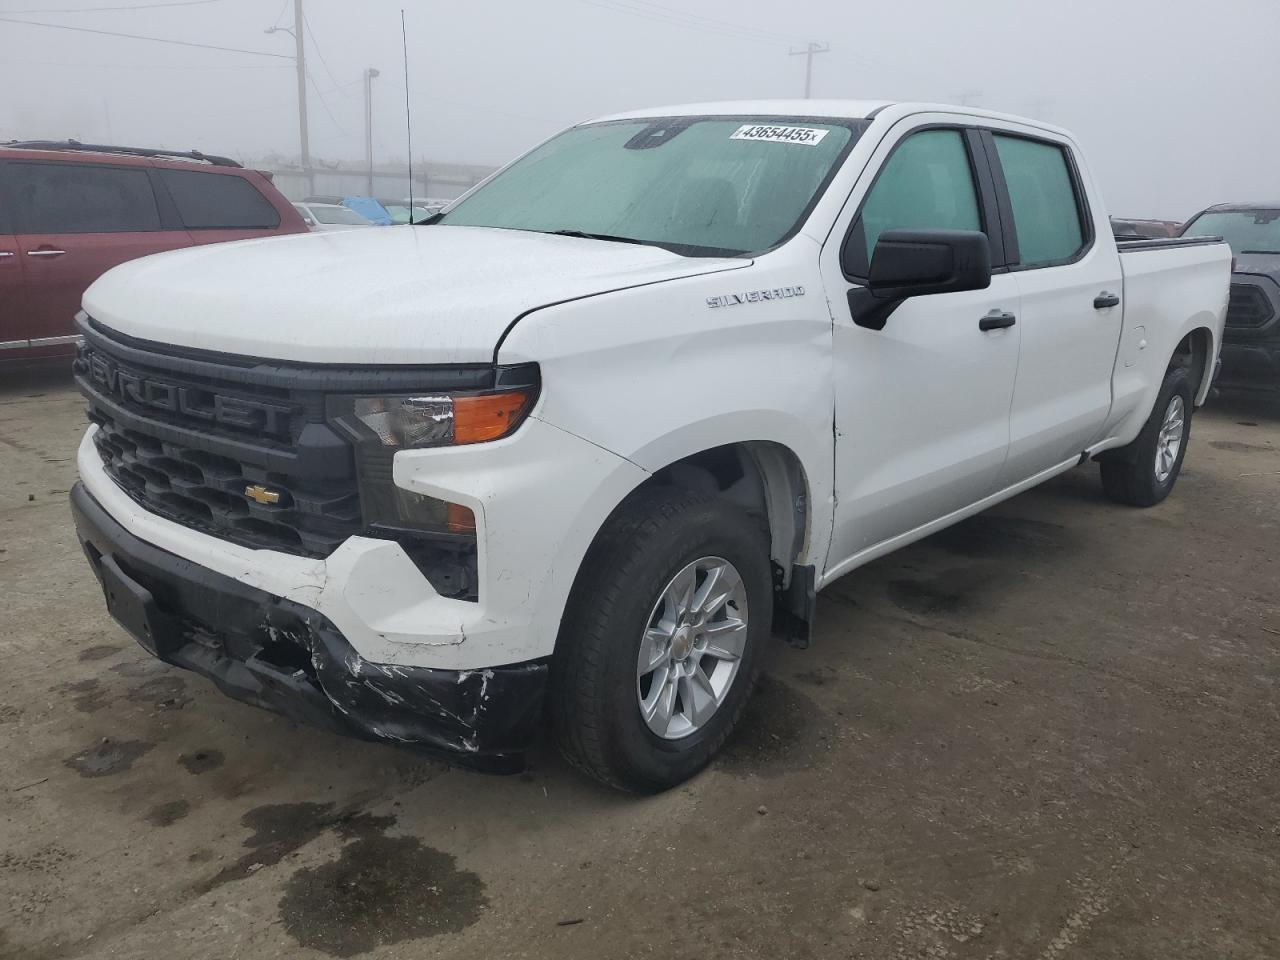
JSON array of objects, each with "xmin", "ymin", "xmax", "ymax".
[
  {"xmin": 266, "ymin": 0, "xmax": 311, "ymax": 194},
  {"xmin": 788, "ymin": 42, "xmax": 829, "ymax": 99},
  {"xmin": 292, "ymin": 0, "xmax": 310, "ymax": 194},
  {"xmin": 364, "ymin": 68, "xmax": 380, "ymax": 196}
]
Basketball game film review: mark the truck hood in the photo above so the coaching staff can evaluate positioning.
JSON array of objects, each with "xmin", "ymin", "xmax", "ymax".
[
  {"xmin": 1233, "ymin": 251, "xmax": 1280, "ymax": 283},
  {"xmin": 83, "ymin": 226, "xmax": 747, "ymax": 364}
]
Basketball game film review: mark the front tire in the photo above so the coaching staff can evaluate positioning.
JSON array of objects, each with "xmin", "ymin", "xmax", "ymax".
[
  {"xmin": 1100, "ymin": 364, "xmax": 1194, "ymax": 507},
  {"xmin": 550, "ymin": 488, "xmax": 773, "ymax": 793}
]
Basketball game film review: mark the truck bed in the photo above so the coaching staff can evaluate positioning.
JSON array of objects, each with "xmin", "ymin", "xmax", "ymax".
[{"xmin": 1099, "ymin": 234, "xmax": 1231, "ymax": 447}]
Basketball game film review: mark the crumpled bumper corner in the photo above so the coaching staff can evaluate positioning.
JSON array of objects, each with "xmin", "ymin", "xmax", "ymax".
[{"xmin": 70, "ymin": 481, "xmax": 547, "ymax": 773}]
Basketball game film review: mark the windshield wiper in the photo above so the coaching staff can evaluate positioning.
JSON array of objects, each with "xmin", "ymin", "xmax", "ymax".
[
  {"xmin": 546, "ymin": 229, "xmax": 648, "ymax": 246},
  {"xmin": 1240, "ymin": 249, "xmax": 1280, "ymax": 255}
]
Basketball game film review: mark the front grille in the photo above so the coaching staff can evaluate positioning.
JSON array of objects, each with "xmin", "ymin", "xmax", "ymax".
[
  {"xmin": 73, "ymin": 315, "xmax": 497, "ymax": 561},
  {"xmin": 1226, "ymin": 282, "xmax": 1275, "ymax": 331},
  {"xmin": 90, "ymin": 412, "xmax": 361, "ymax": 555}
]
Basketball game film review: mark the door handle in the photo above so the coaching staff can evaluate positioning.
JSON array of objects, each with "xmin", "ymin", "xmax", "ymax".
[
  {"xmin": 0, "ymin": 251, "xmax": 14, "ymax": 260},
  {"xmin": 27, "ymin": 248, "xmax": 67, "ymax": 258},
  {"xmin": 979, "ymin": 310, "xmax": 1017, "ymax": 331},
  {"xmin": 1093, "ymin": 292, "xmax": 1120, "ymax": 309}
]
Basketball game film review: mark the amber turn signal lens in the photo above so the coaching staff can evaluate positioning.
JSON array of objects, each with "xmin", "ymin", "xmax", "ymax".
[
  {"xmin": 453, "ymin": 389, "xmax": 534, "ymax": 444},
  {"xmin": 446, "ymin": 501, "xmax": 476, "ymax": 534}
]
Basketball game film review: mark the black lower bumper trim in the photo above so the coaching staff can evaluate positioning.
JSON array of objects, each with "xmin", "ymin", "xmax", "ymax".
[{"xmin": 70, "ymin": 482, "xmax": 546, "ymax": 773}]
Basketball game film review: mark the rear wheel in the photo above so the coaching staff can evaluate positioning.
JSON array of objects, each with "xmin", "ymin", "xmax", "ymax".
[
  {"xmin": 550, "ymin": 488, "xmax": 773, "ymax": 792},
  {"xmin": 1100, "ymin": 365, "xmax": 1193, "ymax": 507}
]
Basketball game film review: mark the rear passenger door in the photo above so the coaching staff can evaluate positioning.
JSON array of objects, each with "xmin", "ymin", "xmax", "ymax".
[
  {"xmin": 986, "ymin": 129, "xmax": 1124, "ymax": 485},
  {"xmin": 9, "ymin": 160, "xmax": 189, "ymax": 353},
  {"xmin": 155, "ymin": 168, "xmax": 285, "ymax": 246}
]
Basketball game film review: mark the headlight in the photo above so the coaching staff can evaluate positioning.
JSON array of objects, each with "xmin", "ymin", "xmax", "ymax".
[
  {"xmin": 329, "ymin": 388, "xmax": 536, "ymax": 450},
  {"xmin": 326, "ymin": 383, "xmax": 536, "ymax": 541}
]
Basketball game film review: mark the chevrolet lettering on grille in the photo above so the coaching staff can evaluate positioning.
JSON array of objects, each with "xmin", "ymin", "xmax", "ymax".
[{"xmin": 85, "ymin": 350, "xmax": 292, "ymax": 436}]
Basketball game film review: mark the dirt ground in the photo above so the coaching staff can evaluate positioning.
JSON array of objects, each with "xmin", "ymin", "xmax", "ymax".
[{"xmin": 1, "ymin": 364, "xmax": 1277, "ymax": 960}]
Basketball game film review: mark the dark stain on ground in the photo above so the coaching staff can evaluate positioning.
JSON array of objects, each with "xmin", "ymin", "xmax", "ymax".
[
  {"xmin": 178, "ymin": 749, "xmax": 224, "ymax": 775},
  {"xmin": 64, "ymin": 739, "xmax": 154, "ymax": 777},
  {"xmin": 146, "ymin": 799, "xmax": 191, "ymax": 827},
  {"xmin": 717, "ymin": 675, "xmax": 829, "ymax": 776},
  {"xmin": 128, "ymin": 675, "xmax": 190, "ymax": 709},
  {"xmin": 887, "ymin": 566, "xmax": 995, "ymax": 617},
  {"xmin": 0, "ymin": 704, "xmax": 23, "ymax": 725},
  {"xmin": 194, "ymin": 802, "xmax": 336, "ymax": 894},
  {"xmin": 279, "ymin": 812, "xmax": 488, "ymax": 958},
  {"xmin": 1210, "ymin": 440, "xmax": 1272, "ymax": 453},
  {"xmin": 111, "ymin": 658, "xmax": 170, "ymax": 678},
  {"xmin": 793, "ymin": 665, "xmax": 839, "ymax": 687},
  {"xmin": 77, "ymin": 644, "xmax": 123, "ymax": 662},
  {"xmin": 927, "ymin": 514, "xmax": 1066, "ymax": 559},
  {"xmin": 56, "ymin": 678, "xmax": 108, "ymax": 714}
]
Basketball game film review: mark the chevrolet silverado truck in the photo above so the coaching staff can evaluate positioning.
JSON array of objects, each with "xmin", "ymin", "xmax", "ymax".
[
  {"xmin": 1181, "ymin": 202, "xmax": 1280, "ymax": 392},
  {"xmin": 70, "ymin": 101, "xmax": 1230, "ymax": 792}
]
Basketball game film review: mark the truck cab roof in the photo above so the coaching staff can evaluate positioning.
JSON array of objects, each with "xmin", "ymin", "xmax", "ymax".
[{"xmin": 587, "ymin": 99, "xmax": 1075, "ymax": 140}]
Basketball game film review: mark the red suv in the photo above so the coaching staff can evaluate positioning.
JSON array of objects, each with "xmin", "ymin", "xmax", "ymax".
[{"xmin": 0, "ymin": 141, "xmax": 308, "ymax": 364}]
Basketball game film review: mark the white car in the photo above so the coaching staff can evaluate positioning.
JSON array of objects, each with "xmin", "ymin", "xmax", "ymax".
[
  {"xmin": 292, "ymin": 201, "xmax": 374, "ymax": 232},
  {"xmin": 70, "ymin": 100, "xmax": 1229, "ymax": 792}
]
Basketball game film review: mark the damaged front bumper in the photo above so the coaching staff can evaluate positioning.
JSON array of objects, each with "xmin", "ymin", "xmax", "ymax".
[{"xmin": 70, "ymin": 482, "xmax": 547, "ymax": 772}]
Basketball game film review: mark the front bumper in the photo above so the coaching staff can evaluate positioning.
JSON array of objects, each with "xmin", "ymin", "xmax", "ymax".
[
  {"xmin": 71, "ymin": 482, "xmax": 546, "ymax": 772},
  {"xmin": 1217, "ymin": 341, "xmax": 1280, "ymax": 393}
]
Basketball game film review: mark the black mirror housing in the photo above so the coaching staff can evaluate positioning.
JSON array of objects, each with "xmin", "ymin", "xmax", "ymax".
[{"xmin": 866, "ymin": 229, "xmax": 992, "ymax": 300}]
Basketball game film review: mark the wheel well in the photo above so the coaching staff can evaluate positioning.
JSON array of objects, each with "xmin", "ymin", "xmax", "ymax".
[
  {"xmin": 1171, "ymin": 327, "xmax": 1213, "ymax": 403},
  {"xmin": 643, "ymin": 442, "xmax": 810, "ymax": 586}
]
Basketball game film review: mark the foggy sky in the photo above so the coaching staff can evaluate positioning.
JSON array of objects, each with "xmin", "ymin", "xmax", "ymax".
[{"xmin": 1, "ymin": 0, "xmax": 1276, "ymax": 218}]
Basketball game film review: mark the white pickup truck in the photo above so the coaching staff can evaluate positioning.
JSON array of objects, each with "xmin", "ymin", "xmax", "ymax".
[{"xmin": 70, "ymin": 100, "xmax": 1230, "ymax": 792}]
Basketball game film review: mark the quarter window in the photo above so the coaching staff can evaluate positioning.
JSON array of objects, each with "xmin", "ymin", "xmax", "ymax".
[
  {"xmin": 159, "ymin": 169, "xmax": 280, "ymax": 230},
  {"xmin": 846, "ymin": 128, "xmax": 982, "ymax": 276},
  {"xmin": 992, "ymin": 135, "xmax": 1086, "ymax": 267},
  {"xmin": 8, "ymin": 161, "xmax": 161, "ymax": 234}
]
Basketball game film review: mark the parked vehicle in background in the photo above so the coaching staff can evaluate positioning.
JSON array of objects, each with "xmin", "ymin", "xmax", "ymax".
[
  {"xmin": 304, "ymin": 195, "xmax": 391, "ymax": 225},
  {"xmin": 409, "ymin": 197, "xmax": 453, "ymax": 217},
  {"xmin": 1112, "ymin": 217, "xmax": 1181, "ymax": 240},
  {"xmin": 378, "ymin": 200, "xmax": 433, "ymax": 225},
  {"xmin": 69, "ymin": 101, "xmax": 1229, "ymax": 792},
  {"xmin": 1182, "ymin": 202, "xmax": 1280, "ymax": 392},
  {"xmin": 292, "ymin": 201, "xmax": 375, "ymax": 232},
  {"xmin": 0, "ymin": 141, "xmax": 307, "ymax": 364}
]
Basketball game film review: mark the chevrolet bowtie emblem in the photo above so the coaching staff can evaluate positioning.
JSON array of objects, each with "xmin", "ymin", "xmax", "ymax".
[{"xmin": 244, "ymin": 484, "xmax": 281, "ymax": 505}]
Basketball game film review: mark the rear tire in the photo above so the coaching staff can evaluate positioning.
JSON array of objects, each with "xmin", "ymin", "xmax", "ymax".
[
  {"xmin": 1100, "ymin": 365, "xmax": 1193, "ymax": 507},
  {"xmin": 550, "ymin": 487, "xmax": 773, "ymax": 793}
]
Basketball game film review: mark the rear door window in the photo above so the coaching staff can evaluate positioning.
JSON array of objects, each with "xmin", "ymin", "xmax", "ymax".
[
  {"xmin": 158, "ymin": 169, "xmax": 280, "ymax": 229},
  {"xmin": 9, "ymin": 161, "xmax": 161, "ymax": 234},
  {"xmin": 991, "ymin": 135, "xmax": 1087, "ymax": 267}
]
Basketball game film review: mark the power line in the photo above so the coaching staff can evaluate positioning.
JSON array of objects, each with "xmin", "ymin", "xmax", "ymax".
[
  {"xmin": 306, "ymin": 67, "xmax": 351, "ymax": 137},
  {"xmin": 4, "ymin": 57, "xmax": 291, "ymax": 70},
  {"xmin": 0, "ymin": 0, "xmax": 219, "ymax": 11},
  {"xmin": 303, "ymin": 14, "xmax": 341, "ymax": 89},
  {"xmin": 0, "ymin": 15, "xmax": 292, "ymax": 57}
]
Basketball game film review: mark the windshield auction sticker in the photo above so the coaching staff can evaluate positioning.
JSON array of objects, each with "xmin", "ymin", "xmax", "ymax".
[{"xmin": 730, "ymin": 124, "xmax": 830, "ymax": 146}]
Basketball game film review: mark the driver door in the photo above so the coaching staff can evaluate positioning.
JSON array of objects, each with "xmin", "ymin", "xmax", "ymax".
[{"xmin": 820, "ymin": 121, "xmax": 1022, "ymax": 577}]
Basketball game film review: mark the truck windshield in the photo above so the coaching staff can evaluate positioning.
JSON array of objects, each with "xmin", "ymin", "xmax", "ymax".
[
  {"xmin": 1182, "ymin": 208, "xmax": 1280, "ymax": 254},
  {"xmin": 435, "ymin": 117, "xmax": 865, "ymax": 257}
]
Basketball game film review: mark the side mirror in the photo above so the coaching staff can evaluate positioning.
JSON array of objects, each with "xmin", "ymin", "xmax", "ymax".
[
  {"xmin": 849, "ymin": 228, "xmax": 992, "ymax": 330},
  {"xmin": 867, "ymin": 229, "xmax": 991, "ymax": 299}
]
